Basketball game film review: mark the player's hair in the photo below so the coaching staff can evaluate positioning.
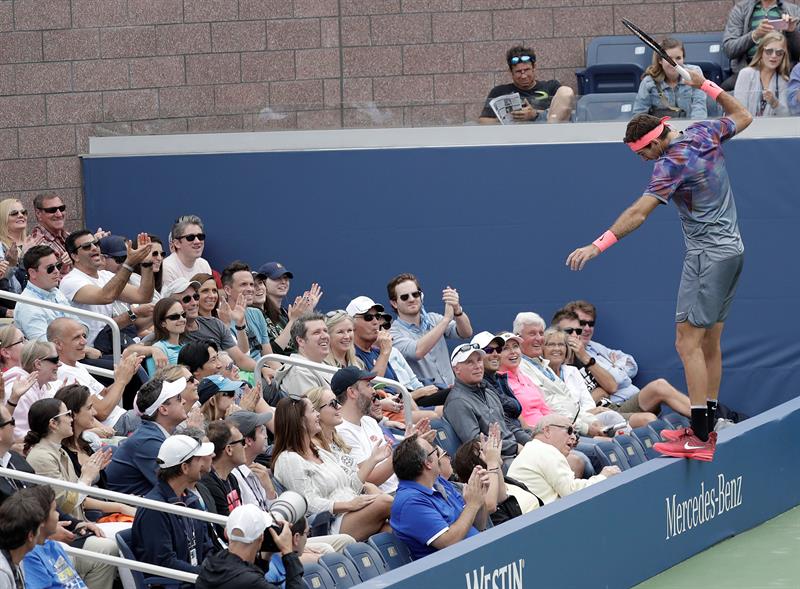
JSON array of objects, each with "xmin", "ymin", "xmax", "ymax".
[
  {"xmin": 506, "ymin": 45, "xmax": 536, "ymax": 69},
  {"xmin": 643, "ymin": 38, "xmax": 684, "ymax": 82},
  {"xmin": 624, "ymin": 114, "xmax": 670, "ymax": 144}
]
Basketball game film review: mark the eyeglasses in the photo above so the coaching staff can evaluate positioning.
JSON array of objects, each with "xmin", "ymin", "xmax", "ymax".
[
  {"xmin": 44, "ymin": 262, "xmax": 63, "ymax": 274},
  {"xmin": 40, "ymin": 356, "xmax": 60, "ymax": 364},
  {"xmin": 151, "ymin": 251, "xmax": 165, "ymax": 258},
  {"xmin": 323, "ymin": 399, "xmax": 342, "ymax": 410},
  {"xmin": 37, "ymin": 205, "xmax": 66, "ymax": 214},
  {"xmin": 549, "ymin": 424, "xmax": 576, "ymax": 436},
  {"xmin": 0, "ymin": 417, "xmax": 15, "ymax": 428},
  {"xmin": 51, "ymin": 409, "xmax": 73, "ymax": 421},
  {"xmin": 104, "ymin": 255, "xmax": 126, "ymax": 265},
  {"xmin": 360, "ymin": 312, "xmax": 391, "ymax": 323},
  {"xmin": 482, "ymin": 345, "xmax": 503, "ymax": 355},
  {"xmin": 8, "ymin": 209, "xmax": 27, "ymax": 217},
  {"xmin": 180, "ymin": 293, "xmax": 200, "ymax": 304},
  {"xmin": 562, "ymin": 327, "xmax": 583, "ymax": 335},
  {"xmin": 8, "ymin": 338, "xmax": 24, "ymax": 348},
  {"xmin": 544, "ymin": 342, "xmax": 567, "ymax": 349},
  {"xmin": 578, "ymin": 320, "xmax": 595, "ymax": 327},
  {"xmin": 454, "ymin": 342, "xmax": 481, "ymax": 355},
  {"xmin": 509, "ymin": 55, "xmax": 534, "ymax": 65},
  {"xmin": 398, "ymin": 290, "xmax": 421, "ymax": 302},
  {"xmin": 764, "ymin": 48, "xmax": 786, "ymax": 57},
  {"xmin": 176, "ymin": 233, "xmax": 205, "ymax": 242},
  {"xmin": 227, "ymin": 437, "xmax": 246, "ymax": 447},
  {"xmin": 165, "ymin": 312, "xmax": 187, "ymax": 321},
  {"xmin": 76, "ymin": 240, "xmax": 99, "ymax": 252}
]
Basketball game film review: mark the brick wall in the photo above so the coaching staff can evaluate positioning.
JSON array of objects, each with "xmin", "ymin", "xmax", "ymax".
[{"xmin": 0, "ymin": 0, "xmax": 734, "ymax": 225}]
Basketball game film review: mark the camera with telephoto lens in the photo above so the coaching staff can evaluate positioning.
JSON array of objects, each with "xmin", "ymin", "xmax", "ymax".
[{"xmin": 259, "ymin": 491, "xmax": 308, "ymax": 553}]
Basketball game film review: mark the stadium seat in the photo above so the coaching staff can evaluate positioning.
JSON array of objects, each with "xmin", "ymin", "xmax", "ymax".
[
  {"xmin": 115, "ymin": 529, "xmax": 180, "ymax": 589},
  {"xmin": 631, "ymin": 425, "xmax": 662, "ymax": 460},
  {"xmin": 648, "ymin": 418, "xmax": 671, "ymax": 440},
  {"xmin": 575, "ymin": 440, "xmax": 605, "ymax": 475},
  {"xmin": 320, "ymin": 552, "xmax": 362, "ymax": 588},
  {"xmin": 584, "ymin": 35, "xmax": 653, "ymax": 70},
  {"xmin": 663, "ymin": 413, "xmax": 690, "ymax": 430},
  {"xmin": 343, "ymin": 542, "xmax": 387, "ymax": 581},
  {"xmin": 614, "ymin": 434, "xmax": 648, "ymax": 466},
  {"xmin": 303, "ymin": 562, "xmax": 336, "ymax": 589},
  {"xmin": 430, "ymin": 418, "xmax": 462, "ymax": 457},
  {"xmin": 368, "ymin": 532, "xmax": 413, "ymax": 570},
  {"xmin": 576, "ymin": 63, "xmax": 644, "ymax": 95},
  {"xmin": 309, "ymin": 511, "xmax": 335, "ymax": 537},
  {"xmin": 675, "ymin": 32, "xmax": 731, "ymax": 79},
  {"xmin": 574, "ymin": 93, "xmax": 637, "ymax": 122},
  {"xmin": 593, "ymin": 439, "xmax": 631, "ymax": 470}
]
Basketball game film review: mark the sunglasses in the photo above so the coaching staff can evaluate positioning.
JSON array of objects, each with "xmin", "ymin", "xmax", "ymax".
[
  {"xmin": 227, "ymin": 437, "xmax": 246, "ymax": 447},
  {"xmin": 454, "ymin": 342, "xmax": 481, "ymax": 354},
  {"xmin": 509, "ymin": 55, "xmax": 534, "ymax": 65},
  {"xmin": 482, "ymin": 345, "xmax": 504, "ymax": 355},
  {"xmin": 180, "ymin": 293, "xmax": 201, "ymax": 304},
  {"xmin": 76, "ymin": 239, "xmax": 99, "ymax": 252},
  {"xmin": 165, "ymin": 312, "xmax": 187, "ymax": 321},
  {"xmin": 8, "ymin": 338, "xmax": 25, "ymax": 348},
  {"xmin": 104, "ymin": 255, "xmax": 126, "ymax": 265},
  {"xmin": 325, "ymin": 310, "xmax": 347, "ymax": 319},
  {"xmin": 360, "ymin": 312, "xmax": 391, "ymax": 323},
  {"xmin": 371, "ymin": 393, "xmax": 382, "ymax": 403},
  {"xmin": 220, "ymin": 390, "xmax": 237, "ymax": 398},
  {"xmin": 764, "ymin": 48, "xmax": 786, "ymax": 57},
  {"xmin": 44, "ymin": 262, "xmax": 63, "ymax": 274},
  {"xmin": 323, "ymin": 398, "xmax": 342, "ymax": 410},
  {"xmin": 427, "ymin": 447, "xmax": 439, "ymax": 459},
  {"xmin": 562, "ymin": 327, "xmax": 583, "ymax": 335},
  {"xmin": 187, "ymin": 375, "xmax": 198, "ymax": 384},
  {"xmin": 40, "ymin": 356, "xmax": 60, "ymax": 364},
  {"xmin": 398, "ymin": 290, "xmax": 422, "ymax": 302},
  {"xmin": 176, "ymin": 233, "xmax": 205, "ymax": 242},
  {"xmin": 151, "ymin": 251, "xmax": 165, "ymax": 258},
  {"xmin": 550, "ymin": 424, "xmax": 576, "ymax": 436},
  {"xmin": 8, "ymin": 209, "xmax": 27, "ymax": 217},
  {"xmin": 51, "ymin": 409, "xmax": 73, "ymax": 421},
  {"xmin": 224, "ymin": 361, "xmax": 235, "ymax": 372},
  {"xmin": 579, "ymin": 320, "xmax": 595, "ymax": 327},
  {"xmin": 37, "ymin": 205, "xmax": 66, "ymax": 214},
  {"xmin": 0, "ymin": 416, "xmax": 14, "ymax": 428}
]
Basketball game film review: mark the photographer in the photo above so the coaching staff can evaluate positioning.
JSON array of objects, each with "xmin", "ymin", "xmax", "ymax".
[{"xmin": 196, "ymin": 504, "xmax": 303, "ymax": 589}]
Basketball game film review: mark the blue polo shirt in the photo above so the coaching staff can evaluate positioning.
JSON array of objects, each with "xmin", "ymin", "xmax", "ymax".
[
  {"xmin": 390, "ymin": 476, "xmax": 478, "ymax": 560},
  {"xmin": 354, "ymin": 345, "xmax": 399, "ymax": 381}
]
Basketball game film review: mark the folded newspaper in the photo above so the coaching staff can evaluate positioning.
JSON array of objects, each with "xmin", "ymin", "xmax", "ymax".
[{"xmin": 490, "ymin": 92, "xmax": 523, "ymax": 125}]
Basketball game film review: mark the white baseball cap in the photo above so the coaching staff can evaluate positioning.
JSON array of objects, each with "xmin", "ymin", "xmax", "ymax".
[
  {"xmin": 471, "ymin": 331, "xmax": 505, "ymax": 350},
  {"xmin": 162, "ymin": 278, "xmax": 201, "ymax": 299},
  {"xmin": 226, "ymin": 504, "xmax": 270, "ymax": 543},
  {"xmin": 144, "ymin": 378, "xmax": 187, "ymax": 417},
  {"xmin": 450, "ymin": 342, "xmax": 485, "ymax": 366},
  {"xmin": 157, "ymin": 435, "xmax": 215, "ymax": 469},
  {"xmin": 346, "ymin": 296, "xmax": 385, "ymax": 317},
  {"xmin": 497, "ymin": 332, "xmax": 523, "ymax": 345}
]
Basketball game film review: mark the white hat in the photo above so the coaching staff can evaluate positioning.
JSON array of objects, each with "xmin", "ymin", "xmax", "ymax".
[
  {"xmin": 345, "ymin": 296, "xmax": 384, "ymax": 317},
  {"xmin": 162, "ymin": 278, "xmax": 201, "ymax": 299},
  {"xmin": 497, "ymin": 332, "xmax": 523, "ymax": 345},
  {"xmin": 471, "ymin": 331, "xmax": 504, "ymax": 350},
  {"xmin": 144, "ymin": 378, "xmax": 187, "ymax": 417},
  {"xmin": 450, "ymin": 342, "xmax": 485, "ymax": 366},
  {"xmin": 157, "ymin": 435, "xmax": 215, "ymax": 469},
  {"xmin": 226, "ymin": 504, "xmax": 270, "ymax": 543}
]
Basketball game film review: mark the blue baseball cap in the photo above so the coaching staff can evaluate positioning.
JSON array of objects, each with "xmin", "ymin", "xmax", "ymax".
[
  {"xmin": 256, "ymin": 262, "xmax": 293, "ymax": 280},
  {"xmin": 198, "ymin": 374, "xmax": 246, "ymax": 405}
]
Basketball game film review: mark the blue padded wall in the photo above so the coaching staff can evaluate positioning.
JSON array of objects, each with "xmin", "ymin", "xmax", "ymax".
[{"xmin": 83, "ymin": 136, "xmax": 800, "ymax": 417}]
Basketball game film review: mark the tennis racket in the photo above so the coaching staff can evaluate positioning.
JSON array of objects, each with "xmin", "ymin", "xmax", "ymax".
[{"xmin": 621, "ymin": 18, "xmax": 692, "ymax": 82}]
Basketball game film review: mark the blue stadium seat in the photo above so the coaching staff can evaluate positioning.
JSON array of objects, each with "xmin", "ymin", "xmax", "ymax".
[
  {"xmin": 343, "ymin": 542, "xmax": 387, "ymax": 581},
  {"xmin": 309, "ymin": 511, "xmax": 335, "ymax": 537},
  {"xmin": 574, "ymin": 93, "xmax": 637, "ymax": 122},
  {"xmin": 430, "ymin": 418, "xmax": 462, "ymax": 457},
  {"xmin": 115, "ymin": 529, "xmax": 180, "ymax": 589},
  {"xmin": 368, "ymin": 532, "xmax": 413, "ymax": 570},
  {"xmin": 303, "ymin": 562, "xmax": 336, "ymax": 589},
  {"xmin": 593, "ymin": 439, "xmax": 632, "ymax": 470},
  {"xmin": 576, "ymin": 63, "xmax": 644, "ymax": 95},
  {"xmin": 319, "ymin": 552, "xmax": 361, "ymax": 588},
  {"xmin": 584, "ymin": 35, "xmax": 653, "ymax": 70},
  {"xmin": 631, "ymin": 425, "xmax": 662, "ymax": 460},
  {"xmin": 574, "ymin": 440, "xmax": 605, "ymax": 475},
  {"xmin": 663, "ymin": 413, "xmax": 690, "ymax": 430},
  {"xmin": 675, "ymin": 32, "xmax": 731, "ymax": 79},
  {"xmin": 647, "ymin": 418, "xmax": 671, "ymax": 440},
  {"xmin": 613, "ymin": 434, "xmax": 648, "ymax": 466}
]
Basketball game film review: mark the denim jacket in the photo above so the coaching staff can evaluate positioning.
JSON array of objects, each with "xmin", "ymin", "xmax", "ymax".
[{"xmin": 633, "ymin": 64, "xmax": 708, "ymax": 119}]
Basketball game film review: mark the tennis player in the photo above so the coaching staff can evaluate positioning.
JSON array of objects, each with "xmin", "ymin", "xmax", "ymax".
[{"xmin": 566, "ymin": 69, "xmax": 753, "ymax": 461}]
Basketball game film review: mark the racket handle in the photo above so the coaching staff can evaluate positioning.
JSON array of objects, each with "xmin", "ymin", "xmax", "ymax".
[{"xmin": 676, "ymin": 65, "xmax": 691, "ymax": 82}]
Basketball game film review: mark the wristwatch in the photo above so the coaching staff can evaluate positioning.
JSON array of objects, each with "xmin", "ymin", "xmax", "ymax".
[
  {"xmin": 585, "ymin": 357, "xmax": 596, "ymax": 367},
  {"xmin": 127, "ymin": 309, "xmax": 138, "ymax": 323},
  {"xmin": 235, "ymin": 324, "xmax": 247, "ymax": 331}
]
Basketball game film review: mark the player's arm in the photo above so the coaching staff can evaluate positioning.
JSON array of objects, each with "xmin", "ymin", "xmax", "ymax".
[
  {"xmin": 566, "ymin": 196, "xmax": 660, "ymax": 271},
  {"xmin": 685, "ymin": 68, "xmax": 753, "ymax": 134}
]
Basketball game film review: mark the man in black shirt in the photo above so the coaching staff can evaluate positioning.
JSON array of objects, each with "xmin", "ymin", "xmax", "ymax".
[{"xmin": 479, "ymin": 45, "xmax": 575, "ymax": 123}]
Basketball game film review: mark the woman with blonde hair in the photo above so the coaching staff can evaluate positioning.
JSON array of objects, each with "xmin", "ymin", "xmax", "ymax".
[
  {"xmin": 0, "ymin": 198, "xmax": 30, "ymax": 316},
  {"xmin": 734, "ymin": 31, "xmax": 791, "ymax": 116},
  {"xmin": 633, "ymin": 38, "xmax": 707, "ymax": 119},
  {"xmin": 1, "ymin": 325, "xmax": 37, "ymax": 411},
  {"xmin": 10, "ymin": 340, "xmax": 60, "ymax": 439},
  {"xmin": 324, "ymin": 310, "xmax": 361, "ymax": 369}
]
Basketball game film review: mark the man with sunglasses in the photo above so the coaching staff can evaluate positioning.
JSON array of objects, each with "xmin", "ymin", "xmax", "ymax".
[
  {"xmin": 507, "ymin": 415, "xmax": 620, "ymax": 506},
  {"xmin": 29, "ymin": 194, "xmax": 73, "ymax": 276},
  {"xmin": 201, "ymin": 421, "xmax": 246, "ymax": 519},
  {"xmin": 163, "ymin": 215, "xmax": 212, "ymax": 285},
  {"xmin": 478, "ymin": 45, "xmax": 574, "ymax": 124},
  {"xmin": 387, "ymin": 273, "xmax": 472, "ymax": 390}
]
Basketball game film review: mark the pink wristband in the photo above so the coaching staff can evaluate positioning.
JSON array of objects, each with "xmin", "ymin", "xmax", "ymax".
[
  {"xmin": 592, "ymin": 230, "xmax": 618, "ymax": 253},
  {"xmin": 700, "ymin": 80, "xmax": 723, "ymax": 101}
]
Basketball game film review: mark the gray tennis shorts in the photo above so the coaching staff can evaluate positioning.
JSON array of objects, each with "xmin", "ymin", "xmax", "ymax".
[{"xmin": 676, "ymin": 252, "xmax": 744, "ymax": 328}]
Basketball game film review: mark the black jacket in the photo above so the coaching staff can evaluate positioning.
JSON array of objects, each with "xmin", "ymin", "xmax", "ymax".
[{"xmin": 196, "ymin": 549, "xmax": 303, "ymax": 589}]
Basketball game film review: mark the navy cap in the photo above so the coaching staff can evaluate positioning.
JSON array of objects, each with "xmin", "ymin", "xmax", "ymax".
[
  {"xmin": 256, "ymin": 262, "xmax": 294, "ymax": 280},
  {"xmin": 330, "ymin": 366, "xmax": 375, "ymax": 396},
  {"xmin": 98, "ymin": 235, "xmax": 127, "ymax": 258}
]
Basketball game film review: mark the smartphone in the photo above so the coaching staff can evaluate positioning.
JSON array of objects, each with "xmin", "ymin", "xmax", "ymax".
[{"xmin": 768, "ymin": 18, "xmax": 789, "ymax": 31}]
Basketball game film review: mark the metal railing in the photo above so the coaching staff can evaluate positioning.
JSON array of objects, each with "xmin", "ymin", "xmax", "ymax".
[
  {"xmin": 0, "ymin": 291, "xmax": 122, "ymax": 366},
  {"xmin": 255, "ymin": 353, "xmax": 414, "ymax": 425}
]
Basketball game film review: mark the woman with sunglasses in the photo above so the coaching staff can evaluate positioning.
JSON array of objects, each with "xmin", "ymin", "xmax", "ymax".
[
  {"xmin": 24, "ymin": 398, "xmax": 133, "ymax": 519},
  {"xmin": 8, "ymin": 341, "xmax": 61, "ymax": 440},
  {"xmin": 145, "ymin": 297, "xmax": 187, "ymax": 376},
  {"xmin": 1, "ymin": 326, "xmax": 38, "ymax": 410},
  {"xmin": 0, "ymin": 199, "xmax": 30, "ymax": 316},
  {"xmin": 734, "ymin": 31, "xmax": 791, "ymax": 116},
  {"xmin": 272, "ymin": 395, "xmax": 393, "ymax": 541}
]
